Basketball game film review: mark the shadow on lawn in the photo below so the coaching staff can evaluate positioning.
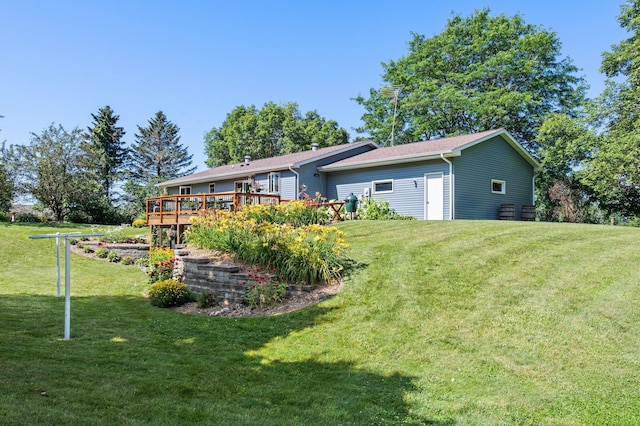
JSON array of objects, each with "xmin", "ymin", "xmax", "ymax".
[{"xmin": 0, "ymin": 294, "xmax": 453, "ymax": 425}]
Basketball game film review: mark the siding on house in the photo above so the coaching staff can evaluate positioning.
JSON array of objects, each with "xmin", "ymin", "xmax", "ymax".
[
  {"xmin": 162, "ymin": 142, "xmax": 377, "ymax": 200},
  {"xmin": 326, "ymin": 160, "xmax": 451, "ymax": 219},
  {"xmin": 295, "ymin": 144, "xmax": 377, "ymax": 200},
  {"xmin": 453, "ymin": 135, "xmax": 535, "ymax": 220}
]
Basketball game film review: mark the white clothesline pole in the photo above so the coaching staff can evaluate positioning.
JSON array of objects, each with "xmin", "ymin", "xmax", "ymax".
[
  {"xmin": 56, "ymin": 233, "xmax": 61, "ymax": 298},
  {"xmin": 29, "ymin": 232, "xmax": 103, "ymax": 340}
]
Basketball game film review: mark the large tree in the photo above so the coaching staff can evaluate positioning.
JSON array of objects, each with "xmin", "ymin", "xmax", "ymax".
[
  {"xmin": 204, "ymin": 102, "xmax": 349, "ymax": 167},
  {"xmin": 82, "ymin": 105, "xmax": 127, "ymax": 201},
  {"xmin": 7, "ymin": 124, "xmax": 95, "ymax": 221},
  {"xmin": 124, "ymin": 111, "xmax": 195, "ymax": 217},
  {"xmin": 128, "ymin": 111, "xmax": 196, "ymax": 184},
  {"xmin": 355, "ymin": 9, "xmax": 586, "ymax": 152},
  {"xmin": 581, "ymin": 0, "xmax": 640, "ymax": 217}
]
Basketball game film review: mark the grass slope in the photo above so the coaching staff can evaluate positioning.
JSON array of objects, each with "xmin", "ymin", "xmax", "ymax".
[{"xmin": 0, "ymin": 221, "xmax": 639, "ymax": 425}]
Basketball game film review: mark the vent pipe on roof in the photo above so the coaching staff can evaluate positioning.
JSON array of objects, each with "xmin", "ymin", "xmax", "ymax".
[
  {"xmin": 244, "ymin": 155, "xmax": 251, "ymax": 165},
  {"xmin": 311, "ymin": 143, "xmax": 319, "ymax": 151}
]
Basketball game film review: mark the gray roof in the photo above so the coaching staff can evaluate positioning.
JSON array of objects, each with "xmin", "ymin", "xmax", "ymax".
[
  {"xmin": 318, "ymin": 129, "xmax": 540, "ymax": 172},
  {"xmin": 159, "ymin": 140, "xmax": 378, "ymax": 187}
]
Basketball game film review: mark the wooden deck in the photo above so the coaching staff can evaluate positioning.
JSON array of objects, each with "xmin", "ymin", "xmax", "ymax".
[{"xmin": 146, "ymin": 192, "xmax": 283, "ymax": 226}]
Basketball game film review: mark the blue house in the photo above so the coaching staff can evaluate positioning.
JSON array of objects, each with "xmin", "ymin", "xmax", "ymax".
[
  {"xmin": 157, "ymin": 140, "xmax": 377, "ymax": 200},
  {"xmin": 152, "ymin": 129, "xmax": 539, "ymax": 223},
  {"xmin": 318, "ymin": 129, "xmax": 540, "ymax": 220}
]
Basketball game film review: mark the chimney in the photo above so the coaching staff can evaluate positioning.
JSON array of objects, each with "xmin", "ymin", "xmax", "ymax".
[
  {"xmin": 244, "ymin": 155, "xmax": 251, "ymax": 165},
  {"xmin": 311, "ymin": 143, "xmax": 319, "ymax": 151}
]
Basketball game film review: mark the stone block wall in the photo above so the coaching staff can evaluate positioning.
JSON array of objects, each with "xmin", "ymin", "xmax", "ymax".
[
  {"xmin": 80, "ymin": 241, "xmax": 149, "ymax": 260},
  {"xmin": 176, "ymin": 250, "xmax": 313, "ymax": 305}
]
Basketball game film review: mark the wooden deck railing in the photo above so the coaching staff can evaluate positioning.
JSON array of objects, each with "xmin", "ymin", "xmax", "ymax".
[{"xmin": 146, "ymin": 192, "xmax": 283, "ymax": 226}]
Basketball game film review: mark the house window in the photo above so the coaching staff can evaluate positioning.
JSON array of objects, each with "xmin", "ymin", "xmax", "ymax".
[
  {"xmin": 491, "ymin": 179, "xmax": 506, "ymax": 194},
  {"xmin": 268, "ymin": 172, "xmax": 280, "ymax": 193},
  {"xmin": 372, "ymin": 179, "xmax": 393, "ymax": 194},
  {"xmin": 208, "ymin": 183, "xmax": 216, "ymax": 193},
  {"xmin": 179, "ymin": 186, "xmax": 192, "ymax": 195},
  {"xmin": 235, "ymin": 180, "xmax": 251, "ymax": 193}
]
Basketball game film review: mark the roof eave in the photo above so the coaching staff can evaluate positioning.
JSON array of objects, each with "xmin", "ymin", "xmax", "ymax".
[
  {"xmin": 159, "ymin": 140, "xmax": 380, "ymax": 187},
  {"xmin": 292, "ymin": 140, "xmax": 379, "ymax": 168},
  {"xmin": 319, "ymin": 152, "xmax": 457, "ymax": 172},
  {"xmin": 158, "ymin": 164, "xmax": 294, "ymax": 187}
]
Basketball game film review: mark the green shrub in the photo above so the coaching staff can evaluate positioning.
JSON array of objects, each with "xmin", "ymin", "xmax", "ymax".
[
  {"xmin": 196, "ymin": 290, "xmax": 216, "ymax": 309},
  {"xmin": 107, "ymin": 251, "xmax": 121, "ymax": 263},
  {"xmin": 358, "ymin": 198, "xmax": 415, "ymax": 220},
  {"xmin": 95, "ymin": 247, "xmax": 110, "ymax": 258},
  {"xmin": 16, "ymin": 213, "xmax": 40, "ymax": 223},
  {"xmin": 627, "ymin": 216, "xmax": 640, "ymax": 227},
  {"xmin": 132, "ymin": 219, "xmax": 147, "ymax": 228},
  {"xmin": 0, "ymin": 212, "xmax": 10, "ymax": 222},
  {"xmin": 83, "ymin": 246, "xmax": 94, "ymax": 254},
  {"xmin": 148, "ymin": 279, "xmax": 193, "ymax": 308},
  {"xmin": 121, "ymin": 256, "xmax": 134, "ymax": 265},
  {"xmin": 135, "ymin": 257, "xmax": 149, "ymax": 268},
  {"xmin": 70, "ymin": 238, "xmax": 79, "ymax": 245}
]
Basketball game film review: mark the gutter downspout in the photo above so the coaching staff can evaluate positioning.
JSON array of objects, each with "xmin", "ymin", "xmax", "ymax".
[
  {"xmin": 532, "ymin": 174, "xmax": 536, "ymax": 205},
  {"xmin": 441, "ymin": 153, "xmax": 453, "ymax": 220},
  {"xmin": 289, "ymin": 165, "xmax": 300, "ymax": 200}
]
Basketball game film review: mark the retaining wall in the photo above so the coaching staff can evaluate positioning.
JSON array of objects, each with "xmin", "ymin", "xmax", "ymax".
[
  {"xmin": 80, "ymin": 241, "xmax": 149, "ymax": 260},
  {"xmin": 175, "ymin": 250, "xmax": 312, "ymax": 305}
]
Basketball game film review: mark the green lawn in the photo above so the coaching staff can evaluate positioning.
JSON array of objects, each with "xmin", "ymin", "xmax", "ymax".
[{"xmin": 1, "ymin": 220, "xmax": 639, "ymax": 425}]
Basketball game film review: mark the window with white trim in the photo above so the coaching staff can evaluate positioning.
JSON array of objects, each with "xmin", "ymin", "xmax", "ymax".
[
  {"xmin": 491, "ymin": 179, "xmax": 506, "ymax": 194},
  {"xmin": 208, "ymin": 183, "xmax": 216, "ymax": 193},
  {"xmin": 235, "ymin": 180, "xmax": 251, "ymax": 193},
  {"xmin": 179, "ymin": 186, "xmax": 192, "ymax": 195},
  {"xmin": 372, "ymin": 179, "xmax": 394, "ymax": 194},
  {"xmin": 268, "ymin": 172, "xmax": 280, "ymax": 193}
]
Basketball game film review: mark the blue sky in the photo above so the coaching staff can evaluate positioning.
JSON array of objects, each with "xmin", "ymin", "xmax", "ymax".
[{"xmin": 0, "ymin": 0, "xmax": 628, "ymax": 170}]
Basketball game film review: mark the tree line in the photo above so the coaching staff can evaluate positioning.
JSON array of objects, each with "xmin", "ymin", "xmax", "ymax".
[
  {"xmin": 0, "ymin": 103, "xmax": 350, "ymax": 224},
  {"xmin": 1, "ymin": 1, "xmax": 639, "ymax": 224},
  {"xmin": 0, "ymin": 109, "xmax": 195, "ymax": 223}
]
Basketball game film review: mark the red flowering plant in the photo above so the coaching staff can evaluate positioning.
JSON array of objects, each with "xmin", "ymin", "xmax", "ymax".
[
  {"xmin": 242, "ymin": 268, "xmax": 288, "ymax": 308},
  {"xmin": 148, "ymin": 258, "xmax": 182, "ymax": 284}
]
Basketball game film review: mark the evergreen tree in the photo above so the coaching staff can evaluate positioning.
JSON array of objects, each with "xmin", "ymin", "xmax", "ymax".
[
  {"xmin": 129, "ymin": 111, "xmax": 196, "ymax": 184},
  {"xmin": 124, "ymin": 111, "xmax": 195, "ymax": 218},
  {"xmin": 82, "ymin": 106, "xmax": 127, "ymax": 201}
]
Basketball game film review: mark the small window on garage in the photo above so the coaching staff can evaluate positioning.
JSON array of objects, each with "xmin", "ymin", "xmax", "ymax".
[
  {"xmin": 491, "ymin": 179, "xmax": 506, "ymax": 194},
  {"xmin": 179, "ymin": 186, "xmax": 192, "ymax": 195},
  {"xmin": 208, "ymin": 183, "xmax": 216, "ymax": 193},
  {"xmin": 372, "ymin": 179, "xmax": 393, "ymax": 194}
]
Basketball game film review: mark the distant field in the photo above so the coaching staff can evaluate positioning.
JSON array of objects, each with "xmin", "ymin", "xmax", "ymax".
[{"xmin": 1, "ymin": 220, "xmax": 639, "ymax": 425}]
